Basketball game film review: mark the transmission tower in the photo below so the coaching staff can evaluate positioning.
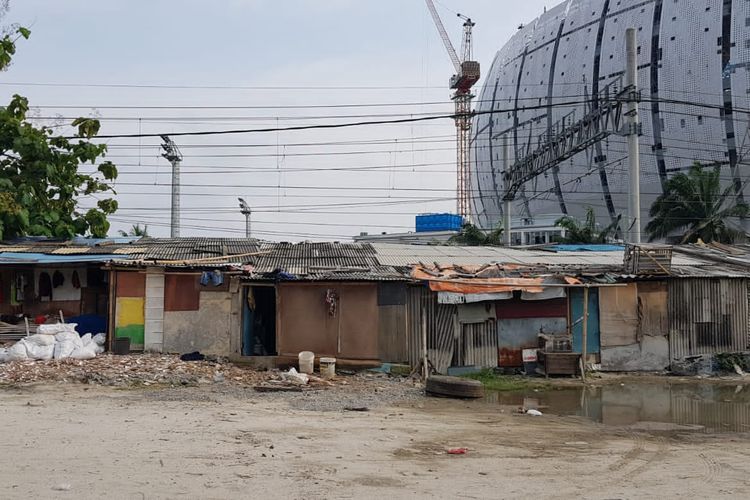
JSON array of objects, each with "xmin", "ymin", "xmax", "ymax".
[{"xmin": 425, "ymin": 0, "xmax": 480, "ymax": 221}]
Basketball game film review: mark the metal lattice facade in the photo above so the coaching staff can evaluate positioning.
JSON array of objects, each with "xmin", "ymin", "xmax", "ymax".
[{"xmin": 472, "ymin": 0, "xmax": 750, "ymax": 233}]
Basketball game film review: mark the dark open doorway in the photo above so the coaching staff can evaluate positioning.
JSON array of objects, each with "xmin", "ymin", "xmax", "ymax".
[{"xmin": 242, "ymin": 286, "xmax": 277, "ymax": 356}]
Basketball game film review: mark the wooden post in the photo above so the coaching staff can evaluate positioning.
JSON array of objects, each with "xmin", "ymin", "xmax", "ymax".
[
  {"xmin": 421, "ymin": 304, "xmax": 428, "ymax": 380},
  {"xmin": 580, "ymin": 286, "xmax": 589, "ymax": 383}
]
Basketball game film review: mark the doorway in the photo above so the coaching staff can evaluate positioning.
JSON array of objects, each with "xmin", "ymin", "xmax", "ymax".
[{"xmin": 242, "ymin": 286, "xmax": 277, "ymax": 356}]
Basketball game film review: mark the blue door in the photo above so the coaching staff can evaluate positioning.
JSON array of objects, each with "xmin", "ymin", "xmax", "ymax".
[{"xmin": 570, "ymin": 288, "xmax": 600, "ymax": 354}]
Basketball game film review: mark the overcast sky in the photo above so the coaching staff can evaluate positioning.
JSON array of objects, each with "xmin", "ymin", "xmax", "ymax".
[{"xmin": 3, "ymin": 0, "xmax": 551, "ymax": 241}]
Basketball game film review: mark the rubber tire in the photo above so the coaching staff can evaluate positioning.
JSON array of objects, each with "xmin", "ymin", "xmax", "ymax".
[{"xmin": 425, "ymin": 375, "xmax": 485, "ymax": 399}]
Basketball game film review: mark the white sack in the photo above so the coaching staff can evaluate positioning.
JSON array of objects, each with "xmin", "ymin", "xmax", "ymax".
[
  {"xmin": 80, "ymin": 333, "xmax": 93, "ymax": 346},
  {"xmin": 92, "ymin": 333, "xmax": 106, "ymax": 346},
  {"xmin": 70, "ymin": 345, "xmax": 96, "ymax": 360},
  {"xmin": 53, "ymin": 340, "xmax": 78, "ymax": 359},
  {"xmin": 24, "ymin": 334, "xmax": 56, "ymax": 347},
  {"xmin": 54, "ymin": 331, "xmax": 83, "ymax": 348},
  {"xmin": 38, "ymin": 323, "xmax": 78, "ymax": 336},
  {"xmin": 7, "ymin": 342, "xmax": 29, "ymax": 361},
  {"xmin": 0, "ymin": 347, "xmax": 8, "ymax": 363},
  {"xmin": 25, "ymin": 342, "xmax": 54, "ymax": 361}
]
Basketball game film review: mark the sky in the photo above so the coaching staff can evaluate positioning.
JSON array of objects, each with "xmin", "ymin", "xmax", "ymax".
[{"xmin": 2, "ymin": 0, "xmax": 551, "ymax": 241}]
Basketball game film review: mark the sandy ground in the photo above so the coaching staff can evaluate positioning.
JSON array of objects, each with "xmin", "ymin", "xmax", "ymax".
[{"xmin": 1, "ymin": 382, "xmax": 749, "ymax": 500}]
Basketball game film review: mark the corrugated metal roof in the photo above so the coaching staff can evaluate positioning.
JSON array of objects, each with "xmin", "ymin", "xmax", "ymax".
[
  {"xmin": 135, "ymin": 237, "xmax": 261, "ymax": 261},
  {"xmin": 0, "ymin": 252, "xmax": 130, "ymax": 264}
]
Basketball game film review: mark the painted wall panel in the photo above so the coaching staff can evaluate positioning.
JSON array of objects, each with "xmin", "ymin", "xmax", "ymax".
[
  {"xmin": 496, "ymin": 298, "xmax": 567, "ymax": 319},
  {"xmin": 497, "ymin": 317, "xmax": 566, "ymax": 367},
  {"xmin": 165, "ymin": 274, "xmax": 200, "ymax": 312},
  {"xmin": 144, "ymin": 271, "xmax": 165, "ymax": 353},
  {"xmin": 115, "ymin": 296, "xmax": 145, "ymax": 346},
  {"xmin": 570, "ymin": 288, "xmax": 600, "ymax": 354}
]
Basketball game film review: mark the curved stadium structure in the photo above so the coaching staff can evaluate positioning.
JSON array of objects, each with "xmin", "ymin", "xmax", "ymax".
[{"xmin": 472, "ymin": 0, "xmax": 750, "ymax": 240}]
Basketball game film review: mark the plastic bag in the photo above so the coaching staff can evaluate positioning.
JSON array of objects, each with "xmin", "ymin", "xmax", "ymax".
[
  {"xmin": 92, "ymin": 333, "xmax": 106, "ymax": 346},
  {"xmin": 80, "ymin": 333, "xmax": 93, "ymax": 346},
  {"xmin": 281, "ymin": 367, "xmax": 309, "ymax": 385},
  {"xmin": 0, "ymin": 347, "xmax": 7, "ymax": 363}
]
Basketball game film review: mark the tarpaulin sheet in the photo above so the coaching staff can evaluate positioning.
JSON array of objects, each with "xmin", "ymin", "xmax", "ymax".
[{"xmin": 412, "ymin": 266, "xmax": 551, "ymax": 294}]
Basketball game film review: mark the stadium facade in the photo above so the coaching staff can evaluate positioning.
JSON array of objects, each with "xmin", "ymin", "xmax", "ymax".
[{"xmin": 471, "ymin": 0, "xmax": 750, "ymax": 238}]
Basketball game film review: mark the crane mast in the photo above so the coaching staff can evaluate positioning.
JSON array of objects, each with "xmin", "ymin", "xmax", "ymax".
[{"xmin": 424, "ymin": 0, "xmax": 480, "ymax": 222}]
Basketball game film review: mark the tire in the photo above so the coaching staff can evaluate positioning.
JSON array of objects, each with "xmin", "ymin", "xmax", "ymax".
[{"xmin": 425, "ymin": 375, "xmax": 485, "ymax": 399}]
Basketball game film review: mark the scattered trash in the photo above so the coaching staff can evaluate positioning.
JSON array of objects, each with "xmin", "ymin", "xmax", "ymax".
[
  {"xmin": 733, "ymin": 363, "xmax": 747, "ymax": 377},
  {"xmin": 180, "ymin": 351, "xmax": 206, "ymax": 362},
  {"xmin": 525, "ymin": 409, "xmax": 543, "ymax": 416},
  {"xmin": 213, "ymin": 372, "xmax": 225, "ymax": 383},
  {"xmin": 281, "ymin": 367, "xmax": 309, "ymax": 385},
  {"xmin": 447, "ymin": 448, "xmax": 468, "ymax": 455}
]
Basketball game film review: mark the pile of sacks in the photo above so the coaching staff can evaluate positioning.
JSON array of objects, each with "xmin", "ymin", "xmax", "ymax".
[{"xmin": 0, "ymin": 324, "xmax": 106, "ymax": 363}]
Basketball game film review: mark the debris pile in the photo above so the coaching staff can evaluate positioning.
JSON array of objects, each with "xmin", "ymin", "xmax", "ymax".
[{"xmin": 0, "ymin": 354, "xmax": 269, "ymax": 386}]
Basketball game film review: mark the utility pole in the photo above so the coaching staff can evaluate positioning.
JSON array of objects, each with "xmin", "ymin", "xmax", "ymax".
[
  {"xmin": 625, "ymin": 28, "xmax": 641, "ymax": 244},
  {"xmin": 502, "ymin": 135, "xmax": 512, "ymax": 246},
  {"xmin": 161, "ymin": 135, "xmax": 183, "ymax": 238},
  {"xmin": 238, "ymin": 198, "xmax": 251, "ymax": 238}
]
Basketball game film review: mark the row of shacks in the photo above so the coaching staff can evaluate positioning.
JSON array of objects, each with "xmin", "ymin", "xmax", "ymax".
[{"xmin": 0, "ymin": 237, "xmax": 749, "ymax": 373}]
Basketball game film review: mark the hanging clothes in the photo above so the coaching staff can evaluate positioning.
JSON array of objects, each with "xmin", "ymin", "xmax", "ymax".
[
  {"xmin": 52, "ymin": 270, "xmax": 65, "ymax": 288},
  {"xmin": 38, "ymin": 272, "xmax": 53, "ymax": 300},
  {"xmin": 71, "ymin": 270, "xmax": 81, "ymax": 289}
]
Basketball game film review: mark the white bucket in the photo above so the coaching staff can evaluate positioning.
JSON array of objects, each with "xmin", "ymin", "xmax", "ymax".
[
  {"xmin": 319, "ymin": 357, "xmax": 336, "ymax": 379},
  {"xmin": 298, "ymin": 351, "xmax": 314, "ymax": 374}
]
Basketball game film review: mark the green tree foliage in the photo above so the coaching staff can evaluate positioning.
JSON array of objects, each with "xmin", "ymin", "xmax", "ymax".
[
  {"xmin": 555, "ymin": 207, "xmax": 621, "ymax": 244},
  {"xmin": 0, "ymin": 27, "xmax": 117, "ymax": 240},
  {"xmin": 449, "ymin": 222, "xmax": 503, "ymax": 246},
  {"xmin": 646, "ymin": 162, "xmax": 748, "ymax": 243},
  {"xmin": 118, "ymin": 224, "xmax": 149, "ymax": 237}
]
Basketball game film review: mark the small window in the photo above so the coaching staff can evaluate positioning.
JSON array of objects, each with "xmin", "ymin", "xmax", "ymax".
[
  {"xmin": 697, "ymin": 115, "xmax": 703, "ymax": 125},
  {"xmin": 680, "ymin": 119, "xmax": 686, "ymax": 128}
]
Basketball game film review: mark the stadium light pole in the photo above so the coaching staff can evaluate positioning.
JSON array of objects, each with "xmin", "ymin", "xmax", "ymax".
[{"xmin": 238, "ymin": 198, "xmax": 251, "ymax": 238}]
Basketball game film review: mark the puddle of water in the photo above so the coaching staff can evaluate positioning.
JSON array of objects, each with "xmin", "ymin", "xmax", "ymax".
[{"xmin": 484, "ymin": 381, "xmax": 750, "ymax": 433}]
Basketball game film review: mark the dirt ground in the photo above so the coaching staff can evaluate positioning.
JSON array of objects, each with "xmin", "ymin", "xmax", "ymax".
[{"xmin": 0, "ymin": 379, "xmax": 749, "ymax": 500}]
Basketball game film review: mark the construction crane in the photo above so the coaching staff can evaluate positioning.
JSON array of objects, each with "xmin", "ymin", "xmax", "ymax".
[{"xmin": 425, "ymin": 0, "xmax": 480, "ymax": 221}]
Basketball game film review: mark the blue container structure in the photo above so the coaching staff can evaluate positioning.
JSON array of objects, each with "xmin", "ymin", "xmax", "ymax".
[{"xmin": 415, "ymin": 213, "xmax": 463, "ymax": 233}]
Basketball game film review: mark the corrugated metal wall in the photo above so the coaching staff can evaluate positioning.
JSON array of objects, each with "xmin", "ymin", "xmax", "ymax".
[
  {"xmin": 456, "ymin": 321, "xmax": 498, "ymax": 368},
  {"xmin": 405, "ymin": 286, "xmax": 497, "ymax": 373},
  {"xmin": 669, "ymin": 278, "xmax": 749, "ymax": 359}
]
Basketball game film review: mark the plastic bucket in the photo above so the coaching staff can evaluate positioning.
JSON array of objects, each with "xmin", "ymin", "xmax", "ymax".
[
  {"xmin": 113, "ymin": 336, "xmax": 131, "ymax": 355},
  {"xmin": 298, "ymin": 351, "xmax": 314, "ymax": 374},
  {"xmin": 319, "ymin": 357, "xmax": 336, "ymax": 379}
]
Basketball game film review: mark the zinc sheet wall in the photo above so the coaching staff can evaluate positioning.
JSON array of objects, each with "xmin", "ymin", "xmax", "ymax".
[
  {"xmin": 456, "ymin": 321, "xmax": 498, "ymax": 369},
  {"xmin": 668, "ymin": 278, "xmax": 749, "ymax": 359}
]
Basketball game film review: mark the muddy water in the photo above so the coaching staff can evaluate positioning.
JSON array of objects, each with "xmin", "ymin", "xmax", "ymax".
[{"xmin": 484, "ymin": 381, "xmax": 750, "ymax": 433}]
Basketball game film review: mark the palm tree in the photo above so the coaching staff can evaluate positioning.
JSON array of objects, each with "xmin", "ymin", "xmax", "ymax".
[
  {"xmin": 118, "ymin": 223, "xmax": 149, "ymax": 238},
  {"xmin": 449, "ymin": 222, "xmax": 503, "ymax": 246},
  {"xmin": 646, "ymin": 162, "xmax": 748, "ymax": 243},
  {"xmin": 555, "ymin": 207, "xmax": 621, "ymax": 244}
]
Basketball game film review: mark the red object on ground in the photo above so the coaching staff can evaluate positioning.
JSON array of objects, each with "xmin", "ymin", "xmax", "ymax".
[
  {"xmin": 35, "ymin": 315, "xmax": 46, "ymax": 325},
  {"xmin": 447, "ymin": 448, "xmax": 468, "ymax": 455}
]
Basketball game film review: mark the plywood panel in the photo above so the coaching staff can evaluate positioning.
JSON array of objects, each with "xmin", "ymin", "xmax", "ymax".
[
  {"xmin": 164, "ymin": 274, "xmax": 200, "ymax": 312},
  {"xmin": 378, "ymin": 305, "xmax": 407, "ymax": 362},
  {"xmin": 638, "ymin": 281, "xmax": 668, "ymax": 337},
  {"xmin": 277, "ymin": 283, "xmax": 378, "ymax": 360},
  {"xmin": 116, "ymin": 271, "xmax": 145, "ymax": 297},
  {"xmin": 599, "ymin": 284, "xmax": 638, "ymax": 347}
]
